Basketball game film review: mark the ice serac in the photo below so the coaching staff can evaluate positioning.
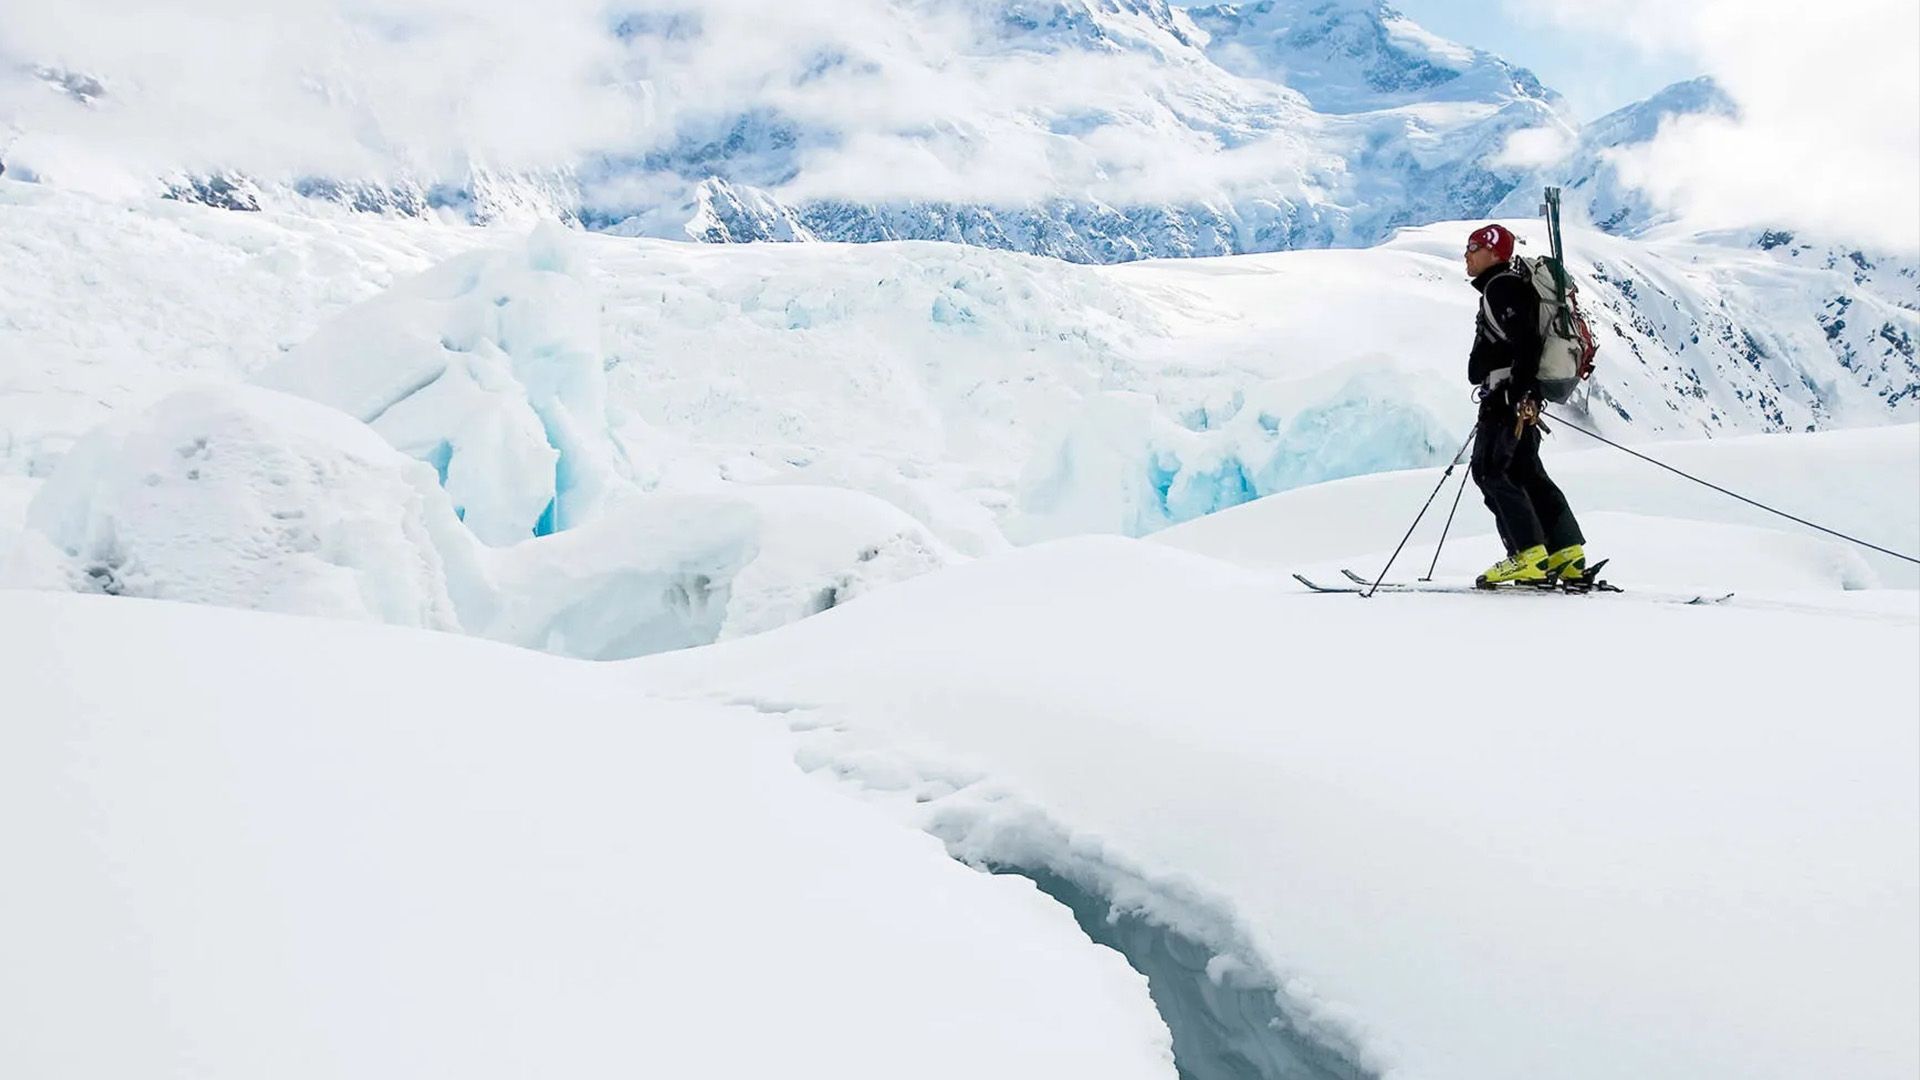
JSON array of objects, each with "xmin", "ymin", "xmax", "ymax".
[
  {"xmin": 0, "ymin": 374, "xmax": 958, "ymax": 660},
  {"xmin": 476, "ymin": 486, "xmax": 957, "ymax": 659},
  {"xmin": 0, "ymin": 385, "xmax": 489, "ymax": 630},
  {"xmin": 1009, "ymin": 368, "xmax": 1459, "ymax": 540},
  {"xmin": 258, "ymin": 222, "xmax": 623, "ymax": 545}
]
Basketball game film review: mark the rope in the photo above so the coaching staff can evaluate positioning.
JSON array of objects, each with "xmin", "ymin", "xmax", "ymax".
[{"xmin": 1543, "ymin": 408, "xmax": 1920, "ymax": 566}]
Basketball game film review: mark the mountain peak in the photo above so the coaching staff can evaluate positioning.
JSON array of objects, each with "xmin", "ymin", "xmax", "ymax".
[
  {"xmin": 1490, "ymin": 73, "xmax": 1732, "ymax": 235},
  {"xmin": 1184, "ymin": 0, "xmax": 1556, "ymax": 113}
]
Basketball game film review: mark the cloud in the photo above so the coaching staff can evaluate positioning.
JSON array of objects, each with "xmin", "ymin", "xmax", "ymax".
[
  {"xmin": 5, "ymin": 0, "xmax": 1602, "ymax": 238},
  {"xmin": 1508, "ymin": 0, "xmax": 1920, "ymax": 251},
  {"xmin": 1491, "ymin": 124, "xmax": 1576, "ymax": 170},
  {"xmin": 0, "ymin": 0, "xmax": 1331, "ymax": 208},
  {"xmin": 0, "ymin": 0, "xmax": 653, "ymax": 192}
]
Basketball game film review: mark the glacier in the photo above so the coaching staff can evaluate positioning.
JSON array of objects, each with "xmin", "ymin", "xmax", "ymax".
[{"xmin": 3, "ymin": 184, "xmax": 1915, "ymax": 655}]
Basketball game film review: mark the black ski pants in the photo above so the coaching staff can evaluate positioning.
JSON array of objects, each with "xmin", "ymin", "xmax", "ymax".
[{"xmin": 1470, "ymin": 393, "xmax": 1584, "ymax": 556}]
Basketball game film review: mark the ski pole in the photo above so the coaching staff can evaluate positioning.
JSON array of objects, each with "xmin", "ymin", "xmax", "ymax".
[
  {"xmin": 1422, "ymin": 462, "xmax": 1474, "ymax": 581},
  {"xmin": 1363, "ymin": 425, "xmax": 1477, "ymax": 598}
]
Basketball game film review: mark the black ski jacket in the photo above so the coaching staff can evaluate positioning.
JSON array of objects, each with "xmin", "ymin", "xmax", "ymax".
[{"xmin": 1468, "ymin": 262, "xmax": 1543, "ymax": 396}]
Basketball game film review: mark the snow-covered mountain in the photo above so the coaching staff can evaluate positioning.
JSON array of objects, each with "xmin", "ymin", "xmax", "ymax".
[
  {"xmin": 583, "ymin": 0, "xmax": 1573, "ymax": 257},
  {"xmin": 1188, "ymin": 0, "xmax": 1553, "ymax": 113},
  {"xmin": 3, "ymin": 0, "xmax": 1580, "ymax": 259},
  {"xmin": 4, "ymin": 2, "xmax": 1845, "ymax": 275},
  {"xmin": 1491, "ymin": 75, "xmax": 1738, "ymax": 236}
]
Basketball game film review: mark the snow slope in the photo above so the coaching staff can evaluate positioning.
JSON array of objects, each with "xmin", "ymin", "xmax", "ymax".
[
  {"xmin": 7, "ymin": 468, "xmax": 1913, "ymax": 1079},
  {"xmin": 0, "ymin": 590, "xmax": 1175, "ymax": 1080},
  {"xmin": 636, "ymin": 535, "xmax": 1920, "ymax": 1080}
]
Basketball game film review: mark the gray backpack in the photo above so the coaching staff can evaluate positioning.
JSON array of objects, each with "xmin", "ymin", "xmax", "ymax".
[{"xmin": 1481, "ymin": 255, "xmax": 1599, "ymax": 403}]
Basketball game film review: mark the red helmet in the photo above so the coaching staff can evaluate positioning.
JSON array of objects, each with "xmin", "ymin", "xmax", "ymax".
[{"xmin": 1466, "ymin": 224, "xmax": 1515, "ymax": 262}]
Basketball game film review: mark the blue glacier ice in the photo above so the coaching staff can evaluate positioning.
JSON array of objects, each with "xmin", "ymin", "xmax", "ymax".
[{"xmin": 1012, "ymin": 371, "xmax": 1459, "ymax": 540}]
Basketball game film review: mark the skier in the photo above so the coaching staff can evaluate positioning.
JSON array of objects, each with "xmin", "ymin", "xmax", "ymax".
[{"xmin": 1463, "ymin": 223, "xmax": 1588, "ymax": 585}]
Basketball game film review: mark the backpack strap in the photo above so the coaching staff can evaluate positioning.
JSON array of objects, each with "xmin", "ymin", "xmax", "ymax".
[
  {"xmin": 1478, "ymin": 261, "xmax": 1528, "ymax": 343},
  {"xmin": 1480, "ymin": 292, "xmax": 1508, "ymax": 342}
]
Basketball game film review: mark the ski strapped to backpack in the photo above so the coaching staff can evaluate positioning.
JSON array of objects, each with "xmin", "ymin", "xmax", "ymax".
[{"xmin": 1480, "ymin": 187, "xmax": 1599, "ymax": 403}]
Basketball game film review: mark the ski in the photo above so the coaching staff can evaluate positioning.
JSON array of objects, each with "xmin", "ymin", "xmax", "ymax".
[
  {"xmin": 1295, "ymin": 571, "xmax": 1732, "ymax": 607},
  {"xmin": 1293, "ymin": 573, "xmax": 1550, "ymax": 596},
  {"xmin": 1297, "ymin": 574, "xmax": 1563, "ymax": 596},
  {"xmin": 1294, "ymin": 573, "xmax": 1462, "ymax": 595}
]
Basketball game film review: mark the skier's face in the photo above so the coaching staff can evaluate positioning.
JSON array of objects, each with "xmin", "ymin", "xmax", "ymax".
[{"xmin": 1464, "ymin": 245, "xmax": 1500, "ymax": 276}]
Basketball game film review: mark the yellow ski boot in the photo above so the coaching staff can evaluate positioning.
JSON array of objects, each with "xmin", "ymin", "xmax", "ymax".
[
  {"xmin": 1476, "ymin": 545, "xmax": 1550, "ymax": 587},
  {"xmin": 1546, "ymin": 544, "xmax": 1586, "ymax": 582}
]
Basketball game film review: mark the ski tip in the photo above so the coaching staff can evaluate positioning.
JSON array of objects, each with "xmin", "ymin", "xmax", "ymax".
[
  {"xmin": 1292, "ymin": 572, "xmax": 1343, "ymax": 593},
  {"xmin": 1292, "ymin": 572, "xmax": 1374, "ymax": 596}
]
